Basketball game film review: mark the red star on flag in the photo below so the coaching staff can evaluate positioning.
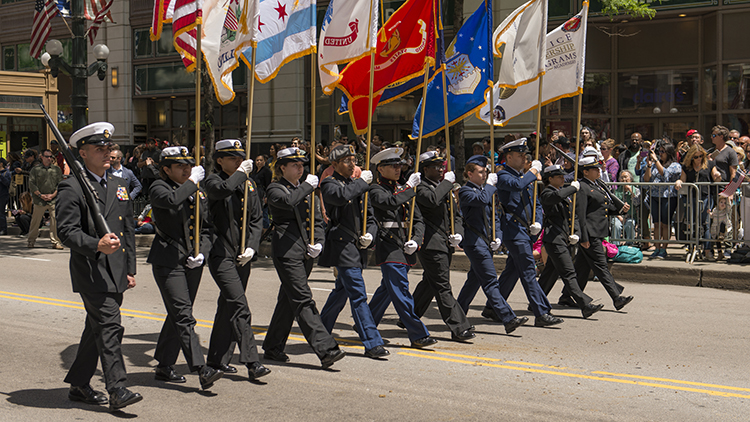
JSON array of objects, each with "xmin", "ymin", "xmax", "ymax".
[
  {"xmin": 258, "ymin": 16, "xmax": 265, "ymax": 33},
  {"xmin": 274, "ymin": 1, "xmax": 287, "ymax": 23}
]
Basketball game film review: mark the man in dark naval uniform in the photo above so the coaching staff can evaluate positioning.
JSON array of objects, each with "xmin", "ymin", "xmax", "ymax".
[
  {"xmin": 319, "ymin": 145, "xmax": 389, "ymax": 359},
  {"xmin": 56, "ymin": 122, "xmax": 143, "ymax": 411},
  {"xmin": 204, "ymin": 139, "xmax": 271, "ymax": 381},
  {"xmin": 408, "ymin": 151, "xmax": 474, "ymax": 341},
  {"xmin": 537, "ymin": 164, "xmax": 604, "ymax": 319},
  {"xmin": 568, "ymin": 157, "xmax": 634, "ymax": 311},
  {"xmin": 367, "ymin": 147, "xmax": 436, "ymax": 349}
]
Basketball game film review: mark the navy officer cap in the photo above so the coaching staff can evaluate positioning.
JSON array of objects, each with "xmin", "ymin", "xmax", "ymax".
[
  {"xmin": 466, "ymin": 154, "xmax": 489, "ymax": 167},
  {"xmin": 543, "ymin": 164, "xmax": 566, "ymax": 179},
  {"xmin": 213, "ymin": 139, "xmax": 246, "ymax": 159},
  {"xmin": 500, "ymin": 138, "xmax": 529, "ymax": 153},
  {"xmin": 328, "ymin": 144, "xmax": 356, "ymax": 162}
]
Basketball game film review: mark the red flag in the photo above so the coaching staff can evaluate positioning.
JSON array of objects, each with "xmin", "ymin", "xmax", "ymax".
[
  {"xmin": 151, "ymin": 0, "xmax": 174, "ymax": 41},
  {"xmin": 338, "ymin": 0, "xmax": 436, "ymax": 134},
  {"xmin": 30, "ymin": 0, "xmax": 58, "ymax": 59},
  {"xmin": 172, "ymin": 0, "xmax": 203, "ymax": 71}
]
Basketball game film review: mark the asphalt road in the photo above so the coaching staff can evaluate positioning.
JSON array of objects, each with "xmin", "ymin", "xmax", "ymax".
[{"xmin": 0, "ymin": 236, "xmax": 749, "ymax": 421}]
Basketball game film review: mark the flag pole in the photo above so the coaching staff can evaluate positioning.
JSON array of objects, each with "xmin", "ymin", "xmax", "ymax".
[
  {"xmin": 486, "ymin": 0, "xmax": 496, "ymax": 241},
  {"xmin": 310, "ymin": 53, "xmax": 317, "ymax": 245},
  {"xmin": 193, "ymin": 22, "xmax": 202, "ymax": 256},
  {"xmin": 361, "ymin": 2, "xmax": 377, "ymax": 236},
  {"xmin": 440, "ymin": 66, "xmax": 455, "ymax": 235},
  {"xmin": 241, "ymin": 48, "xmax": 257, "ymax": 251},
  {"xmin": 570, "ymin": 91, "xmax": 583, "ymax": 236},
  {"xmin": 407, "ymin": 63, "xmax": 431, "ymax": 240},
  {"xmin": 531, "ymin": 75, "xmax": 543, "ymax": 224}
]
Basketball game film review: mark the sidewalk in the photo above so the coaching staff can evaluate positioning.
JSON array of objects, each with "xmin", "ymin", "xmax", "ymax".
[{"xmin": 12, "ymin": 227, "xmax": 749, "ymax": 291}]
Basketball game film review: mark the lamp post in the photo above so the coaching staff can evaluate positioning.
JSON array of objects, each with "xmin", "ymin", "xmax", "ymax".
[{"xmin": 40, "ymin": 0, "xmax": 108, "ymax": 132}]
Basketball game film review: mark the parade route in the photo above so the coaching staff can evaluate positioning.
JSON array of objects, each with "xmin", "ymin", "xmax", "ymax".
[{"xmin": 0, "ymin": 237, "xmax": 749, "ymax": 421}]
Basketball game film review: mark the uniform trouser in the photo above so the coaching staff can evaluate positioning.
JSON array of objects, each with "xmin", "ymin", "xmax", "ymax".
[
  {"xmin": 369, "ymin": 263, "xmax": 429, "ymax": 342},
  {"xmin": 537, "ymin": 242, "xmax": 592, "ymax": 309},
  {"xmin": 263, "ymin": 256, "xmax": 339, "ymax": 359},
  {"xmin": 28, "ymin": 201, "xmax": 61, "ymax": 245},
  {"xmin": 567, "ymin": 238, "xmax": 623, "ymax": 302},
  {"xmin": 206, "ymin": 255, "xmax": 259, "ymax": 366},
  {"xmin": 496, "ymin": 238, "xmax": 552, "ymax": 317},
  {"xmin": 64, "ymin": 292, "xmax": 127, "ymax": 393},
  {"xmin": 456, "ymin": 244, "xmax": 517, "ymax": 324},
  {"xmin": 152, "ymin": 263, "xmax": 205, "ymax": 372},
  {"xmin": 320, "ymin": 267, "xmax": 384, "ymax": 351},
  {"xmin": 412, "ymin": 250, "xmax": 472, "ymax": 335}
]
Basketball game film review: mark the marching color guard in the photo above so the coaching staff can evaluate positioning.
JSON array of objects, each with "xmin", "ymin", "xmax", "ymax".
[
  {"xmin": 262, "ymin": 147, "xmax": 346, "ymax": 368},
  {"xmin": 147, "ymin": 146, "xmax": 224, "ymax": 389},
  {"xmin": 204, "ymin": 139, "xmax": 271, "ymax": 381}
]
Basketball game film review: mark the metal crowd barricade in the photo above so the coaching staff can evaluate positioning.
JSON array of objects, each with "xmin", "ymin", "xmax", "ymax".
[
  {"xmin": 10, "ymin": 171, "xmax": 31, "ymax": 211},
  {"xmin": 131, "ymin": 195, "xmax": 149, "ymax": 219},
  {"xmin": 693, "ymin": 181, "xmax": 749, "ymax": 258},
  {"xmin": 602, "ymin": 181, "xmax": 701, "ymax": 263}
]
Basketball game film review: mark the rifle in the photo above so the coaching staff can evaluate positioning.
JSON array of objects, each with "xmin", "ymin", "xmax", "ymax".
[
  {"xmin": 551, "ymin": 144, "xmax": 576, "ymax": 165},
  {"xmin": 39, "ymin": 105, "xmax": 112, "ymax": 236}
]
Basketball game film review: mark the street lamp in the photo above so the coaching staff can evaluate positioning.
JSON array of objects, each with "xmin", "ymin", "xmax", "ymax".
[{"xmin": 40, "ymin": 0, "xmax": 110, "ymax": 133}]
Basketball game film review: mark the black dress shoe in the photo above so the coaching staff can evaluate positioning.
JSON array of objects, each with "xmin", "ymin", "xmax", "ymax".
[
  {"xmin": 68, "ymin": 384, "xmax": 108, "ymax": 405},
  {"xmin": 199, "ymin": 365, "xmax": 223, "ymax": 390},
  {"xmin": 614, "ymin": 295, "xmax": 634, "ymax": 311},
  {"xmin": 209, "ymin": 363, "xmax": 237, "ymax": 374},
  {"xmin": 504, "ymin": 316, "xmax": 528, "ymax": 334},
  {"xmin": 481, "ymin": 307, "xmax": 502, "ymax": 322},
  {"xmin": 321, "ymin": 348, "xmax": 346, "ymax": 369},
  {"xmin": 264, "ymin": 349, "xmax": 291, "ymax": 362},
  {"xmin": 247, "ymin": 362, "xmax": 271, "ymax": 381},
  {"xmin": 364, "ymin": 345, "xmax": 390, "ymax": 359},
  {"xmin": 410, "ymin": 336, "xmax": 438, "ymax": 349},
  {"xmin": 451, "ymin": 329, "xmax": 476, "ymax": 342},
  {"xmin": 154, "ymin": 365, "xmax": 186, "ymax": 383},
  {"xmin": 396, "ymin": 319, "xmax": 406, "ymax": 329},
  {"xmin": 109, "ymin": 387, "xmax": 143, "ymax": 411},
  {"xmin": 557, "ymin": 296, "xmax": 578, "ymax": 308},
  {"xmin": 535, "ymin": 313, "xmax": 564, "ymax": 327},
  {"xmin": 582, "ymin": 303, "xmax": 604, "ymax": 319}
]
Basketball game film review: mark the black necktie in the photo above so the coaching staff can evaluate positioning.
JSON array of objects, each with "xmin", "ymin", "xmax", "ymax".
[{"xmin": 99, "ymin": 178, "xmax": 106, "ymax": 190}]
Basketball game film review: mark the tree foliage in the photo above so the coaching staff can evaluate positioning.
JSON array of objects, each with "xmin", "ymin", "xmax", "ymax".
[{"xmin": 599, "ymin": 0, "xmax": 658, "ymax": 19}]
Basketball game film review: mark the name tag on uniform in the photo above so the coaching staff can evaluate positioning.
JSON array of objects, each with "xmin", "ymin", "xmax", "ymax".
[{"xmin": 116, "ymin": 186, "xmax": 130, "ymax": 201}]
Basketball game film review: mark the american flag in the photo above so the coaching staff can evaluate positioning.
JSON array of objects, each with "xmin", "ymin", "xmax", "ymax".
[
  {"xmin": 84, "ymin": 0, "xmax": 113, "ymax": 22},
  {"xmin": 30, "ymin": 0, "xmax": 59, "ymax": 59},
  {"xmin": 151, "ymin": 0, "xmax": 175, "ymax": 42},
  {"xmin": 719, "ymin": 169, "xmax": 746, "ymax": 198},
  {"xmin": 85, "ymin": 0, "xmax": 114, "ymax": 44},
  {"xmin": 224, "ymin": 0, "xmax": 239, "ymax": 31},
  {"xmin": 172, "ymin": 0, "xmax": 203, "ymax": 71}
]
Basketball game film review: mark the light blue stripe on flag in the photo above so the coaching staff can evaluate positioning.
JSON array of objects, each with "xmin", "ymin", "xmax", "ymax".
[{"xmin": 245, "ymin": 4, "xmax": 316, "ymax": 65}]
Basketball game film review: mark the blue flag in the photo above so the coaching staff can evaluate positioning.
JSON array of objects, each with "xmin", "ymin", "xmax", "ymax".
[{"xmin": 410, "ymin": 0, "xmax": 492, "ymax": 140}]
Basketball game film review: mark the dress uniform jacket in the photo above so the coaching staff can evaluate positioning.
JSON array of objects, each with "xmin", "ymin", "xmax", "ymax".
[
  {"xmin": 266, "ymin": 178, "xmax": 325, "ymax": 258},
  {"xmin": 496, "ymin": 167, "xmax": 542, "ymax": 241},
  {"xmin": 577, "ymin": 177, "xmax": 623, "ymax": 243},
  {"xmin": 57, "ymin": 172, "xmax": 136, "ymax": 293},
  {"xmin": 147, "ymin": 178, "xmax": 212, "ymax": 267},
  {"xmin": 540, "ymin": 184, "xmax": 580, "ymax": 246},
  {"xmin": 458, "ymin": 181, "xmax": 501, "ymax": 248},
  {"xmin": 416, "ymin": 178, "xmax": 463, "ymax": 253},
  {"xmin": 318, "ymin": 171, "xmax": 377, "ymax": 268},
  {"xmin": 369, "ymin": 179, "xmax": 424, "ymax": 266},
  {"xmin": 204, "ymin": 170, "xmax": 263, "ymax": 258}
]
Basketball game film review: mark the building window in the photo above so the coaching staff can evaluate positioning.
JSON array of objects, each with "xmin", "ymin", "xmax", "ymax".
[
  {"xmin": 134, "ymin": 29, "xmax": 153, "ymax": 59},
  {"xmin": 133, "ymin": 26, "xmax": 177, "ymax": 59},
  {"xmin": 618, "ymin": 70, "xmax": 699, "ymax": 115},
  {"xmin": 724, "ymin": 63, "xmax": 750, "ymax": 110},
  {"xmin": 3, "ymin": 46, "xmax": 14, "ymax": 70}
]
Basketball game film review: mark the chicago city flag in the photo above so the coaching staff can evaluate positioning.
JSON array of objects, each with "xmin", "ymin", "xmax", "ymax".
[
  {"xmin": 493, "ymin": 0, "xmax": 547, "ymax": 89},
  {"xmin": 241, "ymin": 0, "xmax": 317, "ymax": 83},
  {"xmin": 318, "ymin": 0, "xmax": 379, "ymax": 95},
  {"xmin": 479, "ymin": 2, "xmax": 588, "ymax": 126},
  {"xmin": 338, "ymin": 0, "xmax": 436, "ymax": 134}
]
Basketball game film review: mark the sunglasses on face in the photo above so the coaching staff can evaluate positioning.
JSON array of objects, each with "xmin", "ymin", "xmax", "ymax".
[
  {"xmin": 712, "ymin": 134, "xmax": 720, "ymax": 138},
  {"xmin": 694, "ymin": 155, "xmax": 704, "ymax": 159}
]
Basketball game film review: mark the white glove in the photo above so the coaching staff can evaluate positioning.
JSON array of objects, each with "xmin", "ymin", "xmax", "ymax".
[
  {"xmin": 238, "ymin": 159, "xmax": 254, "ymax": 175},
  {"xmin": 306, "ymin": 243, "xmax": 323, "ymax": 258},
  {"xmin": 531, "ymin": 160, "xmax": 543, "ymax": 173},
  {"xmin": 406, "ymin": 172, "xmax": 422, "ymax": 188},
  {"xmin": 568, "ymin": 234, "xmax": 580, "ymax": 245},
  {"xmin": 186, "ymin": 253, "xmax": 204, "ymax": 269},
  {"xmin": 189, "ymin": 166, "xmax": 205, "ymax": 184},
  {"xmin": 403, "ymin": 240, "xmax": 418, "ymax": 255},
  {"xmin": 486, "ymin": 173, "xmax": 498, "ymax": 186},
  {"xmin": 448, "ymin": 234, "xmax": 462, "ymax": 248},
  {"xmin": 358, "ymin": 233, "xmax": 373, "ymax": 249},
  {"xmin": 304, "ymin": 174, "xmax": 319, "ymax": 187},
  {"xmin": 570, "ymin": 180, "xmax": 580, "ymax": 191},
  {"xmin": 452, "ymin": 183, "xmax": 461, "ymax": 192},
  {"xmin": 530, "ymin": 222, "xmax": 542, "ymax": 236},
  {"xmin": 443, "ymin": 171, "xmax": 456, "ymax": 184},
  {"xmin": 360, "ymin": 170, "xmax": 373, "ymax": 184},
  {"xmin": 490, "ymin": 238, "xmax": 502, "ymax": 251},
  {"xmin": 237, "ymin": 247, "xmax": 255, "ymax": 266}
]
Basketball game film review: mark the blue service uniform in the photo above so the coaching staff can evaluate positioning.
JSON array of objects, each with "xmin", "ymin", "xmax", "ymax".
[
  {"xmin": 494, "ymin": 166, "xmax": 552, "ymax": 317},
  {"xmin": 455, "ymin": 181, "xmax": 517, "ymax": 324}
]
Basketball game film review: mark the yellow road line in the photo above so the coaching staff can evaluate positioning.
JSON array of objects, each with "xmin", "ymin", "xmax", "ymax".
[
  {"xmin": 592, "ymin": 371, "xmax": 750, "ymax": 393},
  {"xmin": 399, "ymin": 352, "xmax": 750, "ymax": 399}
]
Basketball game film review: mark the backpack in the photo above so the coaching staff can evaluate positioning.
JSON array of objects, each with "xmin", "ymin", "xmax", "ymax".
[
  {"xmin": 612, "ymin": 245, "xmax": 643, "ymax": 264},
  {"xmin": 728, "ymin": 246, "xmax": 750, "ymax": 264}
]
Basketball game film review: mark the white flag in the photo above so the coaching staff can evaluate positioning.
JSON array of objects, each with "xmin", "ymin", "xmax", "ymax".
[
  {"xmin": 479, "ymin": 1, "xmax": 588, "ymax": 126},
  {"xmin": 318, "ymin": 0, "xmax": 378, "ymax": 95},
  {"xmin": 202, "ymin": 0, "xmax": 259, "ymax": 104},
  {"xmin": 493, "ymin": 0, "xmax": 547, "ymax": 89}
]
